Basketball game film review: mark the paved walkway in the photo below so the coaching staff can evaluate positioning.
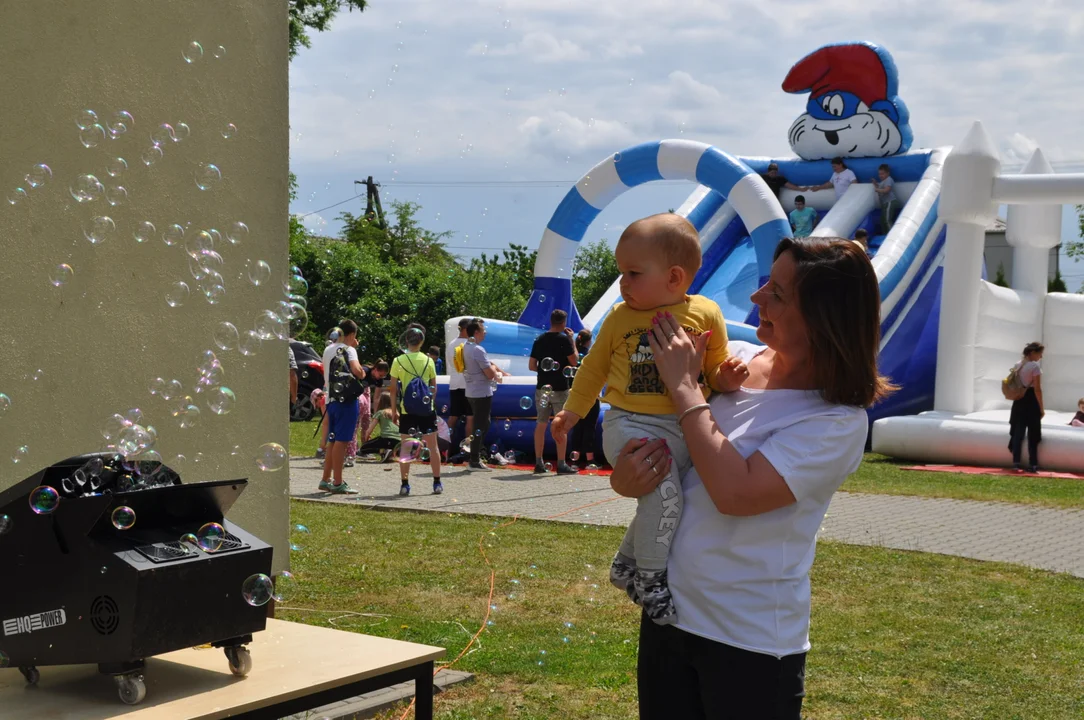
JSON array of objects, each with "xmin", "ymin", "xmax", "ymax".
[{"xmin": 290, "ymin": 456, "xmax": 1084, "ymax": 579}]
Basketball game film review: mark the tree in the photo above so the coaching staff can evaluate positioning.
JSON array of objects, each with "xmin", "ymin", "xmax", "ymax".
[
  {"xmin": 478, "ymin": 244, "xmax": 537, "ymax": 302},
  {"xmin": 289, "ymin": 0, "xmax": 366, "ymax": 58},
  {"xmin": 339, "ymin": 201, "xmax": 456, "ymax": 267},
  {"xmin": 993, "ymin": 263, "xmax": 1009, "ymax": 288},
  {"xmin": 572, "ymin": 240, "xmax": 620, "ymax": 317},
  {"xmin": 1048, "ymin": 268, "xmax": 1068, "ymax": 293}
]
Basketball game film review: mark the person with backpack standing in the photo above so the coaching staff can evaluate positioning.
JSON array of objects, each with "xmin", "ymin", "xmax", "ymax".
[
  {"xmin": 446, "ymin": 318, "xmax": 475, "ymax": 457},
  {"xmin": 389, "ymin": 326, "xmax": 442, "ymax": 496},
  {"xmin": 319, "ymin": 320, "xmax": 365, "ymax": 494},
  {"xmin": 1007, "ymin": 341, "xmax": 1045, "ymax": 473}
]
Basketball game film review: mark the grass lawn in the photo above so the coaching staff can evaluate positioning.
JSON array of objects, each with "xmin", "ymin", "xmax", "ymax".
[
  {"xmin": 281, "ymin": 501, "xmax": 1084, "ymax": 719},
  {"xmin": 841, "ymin": 453, "xmax": 1084, "ymax": 510},
  {"xmin": 292, "ymin": 417, "xmax": 1084, "ymax": 510}
]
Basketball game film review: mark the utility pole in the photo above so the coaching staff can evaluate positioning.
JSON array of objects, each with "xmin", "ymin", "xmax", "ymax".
[{"xmin": 353, "ymin": 176, "xmax": 387, "ymax": 230}]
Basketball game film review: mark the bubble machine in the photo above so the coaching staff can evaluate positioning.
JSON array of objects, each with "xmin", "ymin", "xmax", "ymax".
[{"xmin": 0, "ymin": 453, "xmax": 273, "ymax": 706}]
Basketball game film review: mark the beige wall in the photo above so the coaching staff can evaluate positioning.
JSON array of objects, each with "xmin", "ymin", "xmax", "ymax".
[{"xmin": 0, "ymin": 1, "xmax": 291, "ymax": 571}]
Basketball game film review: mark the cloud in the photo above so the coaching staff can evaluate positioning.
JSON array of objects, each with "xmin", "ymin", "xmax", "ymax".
[
  {"xmin": 519, "ymin": 111, "xmax": 636, "ymax": 158},
  {"xmin": 469, "ymin": 31, "xmax": 590, "ymax": 63},
  {"xmin": 602, "ymin": 40, "xmax": 644, "ymax": 59},
  {"xmin": 1001, "ymin": 133, "xmax": 1040, "ymax": 164}
]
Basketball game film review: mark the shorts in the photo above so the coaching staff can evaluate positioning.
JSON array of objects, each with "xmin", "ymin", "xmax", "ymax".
[
  {"xmin": 398, "ymin": 412, "xmax": 437, "ymax": 436},
  {"xmin": 449, "ymin": 388, "xmax": 473, "ymax": 417},
  {"xmin": 535, "ymin": 388, "xmax": 569, "ymax": 422},
  {"xmin": 326, "ymin": 400, "xmax": 360, "ymax": 444}
]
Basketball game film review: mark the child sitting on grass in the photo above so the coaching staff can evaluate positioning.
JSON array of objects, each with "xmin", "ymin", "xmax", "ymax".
[
  {"xmin": 550, "ymin": 213, "xmax": 747, "ymax": 625},
  {"xmin": 358, "ymin": 391, "xmax": 400, "ymax": 461}
]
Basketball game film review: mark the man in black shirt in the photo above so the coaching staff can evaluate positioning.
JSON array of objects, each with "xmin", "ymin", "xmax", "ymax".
[
  {"xmin": 759, "ymin": 162, "xmax": 801, "ymax": 197},
  {"xmin": 529, "ymin": 309, "xmax": 579, "ymax": 475}
]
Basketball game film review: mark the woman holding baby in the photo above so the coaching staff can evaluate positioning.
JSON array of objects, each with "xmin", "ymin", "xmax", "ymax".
[{"xmin": 610, "ymin": 235, "xmax": 892, "ymax": 718}]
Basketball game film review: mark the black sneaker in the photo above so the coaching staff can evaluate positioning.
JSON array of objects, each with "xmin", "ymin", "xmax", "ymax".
[
  {"xmin": 469, "ymin": 462, "xmax": 491, "ymax": 471},
  {"xmin": 556, "ymin": 462, "xmax": 577, "ymax": 475},
  {"xmin": 533, "ymin": 461, "xmax": 547, "ymax": 474}
]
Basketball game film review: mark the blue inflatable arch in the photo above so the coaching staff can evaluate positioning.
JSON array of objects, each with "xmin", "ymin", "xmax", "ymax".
[{"xmin": 518, "ymin": 140, "xmax": 793, "ymax": 330}]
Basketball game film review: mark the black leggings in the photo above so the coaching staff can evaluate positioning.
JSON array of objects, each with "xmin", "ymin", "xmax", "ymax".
[
  {"xmin": 357, "ymin": 437, "xmax": 397, "ymax": 454},
  {"xmin": 569, "ymin": 399, "xmax": 600, "ymax": 461},
  {"xmin": 1008, "ymin": 388, "xmax": 1042, "ymax": 468},
  {"xmin": 467, "ymin": 395, "xmax": 493, "ymax": 464},
  {"xmin": 637, "ymin": 612, "xmax": 806, "ymax": 719}
]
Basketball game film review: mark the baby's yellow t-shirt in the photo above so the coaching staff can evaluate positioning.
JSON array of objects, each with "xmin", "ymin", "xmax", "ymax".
[{"xmin": 563, "ymin": 295, "xmax": 730, "ymax": 418}]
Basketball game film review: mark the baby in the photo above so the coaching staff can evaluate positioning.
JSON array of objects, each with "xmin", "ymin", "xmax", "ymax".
[
  {"xmin": 1071, "ymin": 398, "xmax": 1084, "ymax": 428},
  {"xmin": 551, "ymin": 213, "xmax": 745, "ymax": 625}
]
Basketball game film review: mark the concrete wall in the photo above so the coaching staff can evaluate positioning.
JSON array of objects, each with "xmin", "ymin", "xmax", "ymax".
[
  {"xmin": 0, "ymin": 1, "xmax": 291, "ymax": 571},
  {"xmin": 984, "ymin": 231, "xmax": 1060, "ymax": 285}
]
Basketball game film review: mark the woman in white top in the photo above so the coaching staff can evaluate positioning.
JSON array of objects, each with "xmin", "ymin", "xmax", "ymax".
[
  {"xmin": 609, "ymin": 237, "xmax": 893, "ymax": 718},
  {"xmin": 1008, "ymin": 342, "xmax": 1045, "ymax": 472},
  {"xmin": 805, "ymin": 156, "xmax": 858, "ymax": 200}
]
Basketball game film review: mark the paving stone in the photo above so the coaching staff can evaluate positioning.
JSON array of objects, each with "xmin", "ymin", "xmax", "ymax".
[{"xmin": 291, "ymin": 458, "xmax": 1084, "ymax": 581}]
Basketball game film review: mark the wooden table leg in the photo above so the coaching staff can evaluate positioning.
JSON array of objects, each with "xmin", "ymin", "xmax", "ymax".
[{"xmin": 414, "ymin": 661, "xmax": 435, "ymax": 720}]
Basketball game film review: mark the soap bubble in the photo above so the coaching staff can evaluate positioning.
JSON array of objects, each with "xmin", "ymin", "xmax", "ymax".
[
  {"xmin": 563, "ymin": 366, "xmax": 576, "ymax": 378},
  {"xmin": 570, "ymin": 451, "xmax": 580, "ymax": 462},
  {"xmin": 395, "ymin": 439, "xmax": 423, "ymax": 463},
  {"xmin": 242, "ymin": 574, "xmax": 273, "ymax": 606},
  {"xmin": 213, "ymin": 322, "xmax": 239, "ymax": 351},
  {"xmin": 256, "ymin": 442, "xmax": 287, "ymax": 471},
  {"xmin": 541, "ymin": 357, "xmax": 555, "ymax": 372},
  {"xmin": 178, "ymin": 404, "xmax": 201, "ymax": 428},
  {"xmin": 255, "ymin": 309, "xmax": 287, "ymax": 341},
  {"xmin": 272, "ymin": 570, "xmax": 296, "ymax": 603},
  {"xmin": 70, "ymin": 174, "xmax": 104, "ymax": 203},
  {"xmin": 222, "ymin": 123, "xmax": 237, "ymax": 139},
  {"xmin": 162, "ymin": 224, "xmax": 184, "ymax": 246},
  {"xmin": 0, "ymin": 514, "xmax": 11, "ymax": 535},
  {"xmin": 539, "ymin": 294, "xmax": 546, "ymax": 302},
  {"xmin": 29, "ymin": 486, "xmax": 59, "ymax": 515},
  {"xmin": 180, "ymin": 533, "xmax": 198, "ymax": 546},
  {"xmin": 197, "ymin": 522, "xmax": 226, "ymax": 551},
  {"xmin": 105, "ymin": 185, "xmax": 128, "ymax": 206},
  {"xmin": 174, "ymin": 122, "xmax": 191, "ymax": 142},
  {"xmin": 293, "ymin": 524, "xmax": 310, "ymax": 533},
  {"xmin": 166, "ymin": 281, "xmax": 190, "ymax": 307},
  {"xmin": 287, "ymin": 274, "xmax": 309, "ymax": 296},
  {"xmin": 519, "ymin": 396, "xmax": 532, "ymax": 410},
  {"xmin": 186, "ymin": 230, "xmax": 214, "ymax": 258},
  {"xmin": 50, "ymin": 264, "xmax": 74, "ymax": 288},
  {"xmin": 195, "ymin": 163, "xmax": 222, "ymax": 190},
  {"xmin": 0, "ymin": 394, "xmax": 9, "ymax": 416},
  {"xmin": 6, "ymin": 188, "xmax": 28, "ymax": 206},
  {"xmin": 585, "ymin": 464, "xmax": 599, "ymax": 475},
  {"xmin": 213, "ymin": 45, "xmax": 227, "ymax": 60},
  {"xmin": 207, "ymin": 386, "xmax": 236, "ymax": 415},
  {"xmin": 183, "ymin": 41, "xmax": 204, "ymax": 63},
  {"xmin": 239, "ymin": 329, "xmax": 262, "ymax": 356},
  {"xmin": 76, "ymin": 109, "xmax": 99, "ymax": 130},
  {"xmin": 25, "ymin": 163, "xmax": 52, "ymax": 188},
  {"xmin": 141, "ymin": 145, "xmax": 163, "ymax": 166},
  {"xmin": 80, "ymin": 124, "xmax": 107, "ymax": 148},
  {"xmin": 227, "ymin": 221, "xmax": 249, "ymax": 245},
  {"xmin": 247, "ymin": 260, "xmax": 271, "ymax": 286},
  {"xmin": 111, "ymin": 506, "xmax": 137, "ymax": 530},
  {"xmin": 133, "ymin": 221, "xmax": 155, "ymax": 244},
  {"xmin": 150, "ymin": 123, "xmax": 176, "ymax": 146},
  {"xmin": 83, "ymin": 216, "xmax": 115, "ymax": 245},
  {"xmin": 107, "ymin": 110, "xmax": 134, "ymax": 137}
]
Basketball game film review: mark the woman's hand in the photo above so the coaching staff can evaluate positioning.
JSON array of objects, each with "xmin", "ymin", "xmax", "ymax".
[
  {"xmin": 648, "ymin": 311, "xmax": 710, "ymax": 394},
  {"xmin": 610, "ymin": 438, "xmax": 671, "ymax": 499}
]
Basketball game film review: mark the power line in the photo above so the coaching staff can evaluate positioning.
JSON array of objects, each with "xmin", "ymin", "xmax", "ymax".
[{"xmin": 296, "ymin": 193, "xmax": 363, "ymax": 219}]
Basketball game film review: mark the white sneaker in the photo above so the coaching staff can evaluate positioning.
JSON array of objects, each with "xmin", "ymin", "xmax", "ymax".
[{"xmin": 492, "ymin": 453, "xmax": 509, "ymax": 466}]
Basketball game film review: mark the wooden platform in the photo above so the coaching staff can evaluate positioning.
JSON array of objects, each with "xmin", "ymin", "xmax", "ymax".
[{"xmin": 0, "ymin": 618, "xmax": 445, "ymax": 719}]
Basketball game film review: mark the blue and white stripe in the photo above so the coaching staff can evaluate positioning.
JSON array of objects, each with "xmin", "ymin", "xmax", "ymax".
[{"xmin": 519, "ymin": 140, "xmax": 792, "ymax": 330}]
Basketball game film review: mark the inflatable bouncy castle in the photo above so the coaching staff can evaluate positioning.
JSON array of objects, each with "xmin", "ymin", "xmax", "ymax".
[{"xmin": 435, "ymin": 42, "xmax": 1084, "ymax": 472}]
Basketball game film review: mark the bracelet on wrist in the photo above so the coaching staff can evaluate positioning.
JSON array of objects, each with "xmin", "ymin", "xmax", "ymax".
[{"xmin": 677, "ymin": 403, "xmax": 711, "ymax": 424}]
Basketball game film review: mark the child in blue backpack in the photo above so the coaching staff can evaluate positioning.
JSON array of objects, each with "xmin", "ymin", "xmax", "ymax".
[{"xmin": 389, "ymin": 325, "xmax": 442, "ymax": 496}]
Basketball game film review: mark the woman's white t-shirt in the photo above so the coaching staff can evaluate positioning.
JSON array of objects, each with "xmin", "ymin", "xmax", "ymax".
[
  {"xmin": 830, "ymin": 168, "xmax": 857, "ymax": 199},
  {"xmin": 1016, "ymin": 360, "xmax": 1041, "ymax": 388},
  {"xmin": 668, "ymin": 342, "xmax": 868, "ymax": 658}
]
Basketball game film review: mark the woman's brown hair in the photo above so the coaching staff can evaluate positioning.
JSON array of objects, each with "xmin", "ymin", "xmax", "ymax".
[
  {"xmin": 773, "ymin": 237, "xmax": 897, "ymax": 408},
  {"xmin": 375, "ymin": 391, "xmax": 393, "ymax": 412}
]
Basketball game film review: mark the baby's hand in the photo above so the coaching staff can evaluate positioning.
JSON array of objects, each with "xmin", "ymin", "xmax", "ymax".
[
  {"xmin": 716, "ymin": 356, "xmax": 749, "ymax": 392},
  {"xmin": 550, "ymin": 410, "xmax": 580, "ymax": 440}
]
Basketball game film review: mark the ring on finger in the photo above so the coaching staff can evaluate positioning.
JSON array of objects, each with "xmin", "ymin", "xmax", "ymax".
[{"xmin": 650, "ymin": 464, "xmax": 659, "ymax": 475}]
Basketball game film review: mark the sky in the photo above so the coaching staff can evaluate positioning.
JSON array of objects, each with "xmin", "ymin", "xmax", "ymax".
[{"xmin": 287, "ymin": 0, "xmax": 1084, "ymax": 290}]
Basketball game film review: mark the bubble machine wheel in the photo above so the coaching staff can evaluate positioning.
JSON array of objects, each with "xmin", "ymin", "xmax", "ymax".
[{"xmin": 0, "ymin": 453, "xmax": 273, "ymax": 706}]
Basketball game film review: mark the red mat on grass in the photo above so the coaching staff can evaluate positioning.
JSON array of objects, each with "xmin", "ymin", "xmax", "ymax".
[
  {"xmin": 900, "ymin": 464, "xmax": 1084, "ymax": 480},
  {"xmin": 447, "ymin": 462, "xmax": 613, "ymax": 476}
]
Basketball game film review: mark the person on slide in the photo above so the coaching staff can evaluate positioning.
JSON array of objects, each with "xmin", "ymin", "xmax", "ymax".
[{"xmin": 550, "ymin": 213, "xmax": 747, "ymax": 625}]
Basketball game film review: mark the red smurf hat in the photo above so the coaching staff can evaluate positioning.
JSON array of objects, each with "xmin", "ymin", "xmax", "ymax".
[{"xmin": 782, "ymin": 43, "xmax": 888, "ymax": 106}]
